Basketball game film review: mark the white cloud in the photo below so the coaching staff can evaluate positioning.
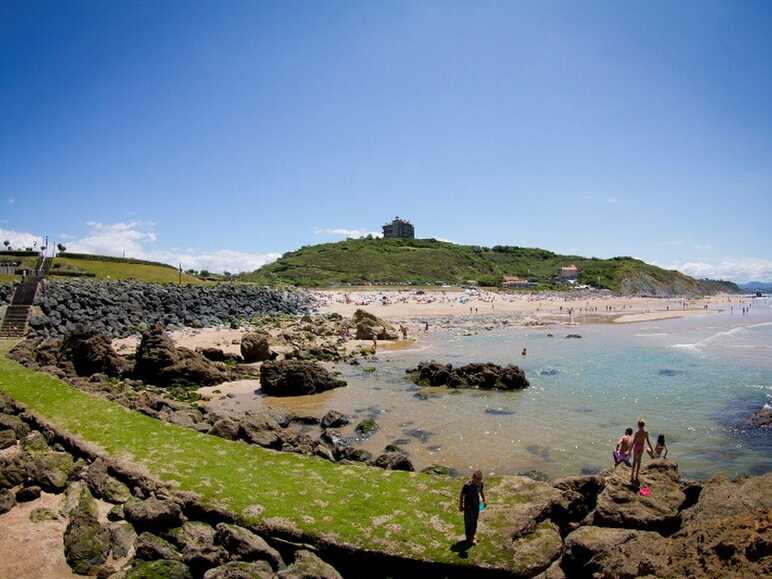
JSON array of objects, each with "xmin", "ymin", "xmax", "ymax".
[
  {"xmin": 1, "ymin": 223, "xmax": 278, "ymax": 274},
  {"xmin": 7, "ymin": 198, "xmax": 15, "ymax": 205},
  {"xmin": 0, "ymin": 227, "xmax": 42, "ymax": 249},
  {"xmin": 665, "ymin": 257, "xmax": 772, "ymax": 283},
  {"xmin": 314, "ymin": 227, "xmax": 382, "ymax": 238}
]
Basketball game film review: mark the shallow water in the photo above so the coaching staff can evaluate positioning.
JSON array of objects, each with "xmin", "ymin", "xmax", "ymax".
[{"xmin": 215, "ymin": 297, "xmax": 772, "ymax": 480}]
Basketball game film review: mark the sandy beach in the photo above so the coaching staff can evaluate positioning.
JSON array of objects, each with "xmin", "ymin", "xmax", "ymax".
[{"xmin": 315, "ymin": 289, "xmax": 749, "ymax": 326}]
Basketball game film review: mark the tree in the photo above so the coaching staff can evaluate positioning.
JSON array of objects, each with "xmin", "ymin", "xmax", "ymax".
[
  {"xmin": 57, "ymin": 243, "xmax": 66, "ymax": 252},
  {"xmin": 200, "ymin": 269, "xmax": 211, "ymax": 277},
  {"xmin": 2, "ymin": 240, "xmax": 9, "ymax": 250},
  {"xmin": 223, "ymin": 271, "xmax": 232, "ymax": 277}
]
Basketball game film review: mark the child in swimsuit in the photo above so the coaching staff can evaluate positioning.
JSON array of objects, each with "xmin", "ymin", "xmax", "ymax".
[
  {"xmin": 631, "ymin": 418, "xmax": 653, "ymax": 485},
  {"xmin": 613, "ymin": 427, "xmax": 634, "ymax": 466},
  {"xmin": 647, "ymin": 433, "xmax": 668, "ymax": 459}
]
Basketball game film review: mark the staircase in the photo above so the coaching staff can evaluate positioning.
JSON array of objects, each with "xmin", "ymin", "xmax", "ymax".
[{"xmin": 0, "ymin": 255, "xmax": 50, "ymax": 338}]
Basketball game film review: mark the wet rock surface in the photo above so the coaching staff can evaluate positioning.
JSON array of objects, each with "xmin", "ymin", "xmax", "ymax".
[
  {"xmin": 259, "ymin": 360, "xmax": 346, "ymax": 396},
  {"xmin": 407, "ymin": 360, "xmax": 529, "ymax": 390}
]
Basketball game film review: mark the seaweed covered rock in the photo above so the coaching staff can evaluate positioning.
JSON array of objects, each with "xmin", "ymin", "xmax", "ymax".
[
  {"xmin": 407, "ymin": 361, "xmax": 529, "ymax": 390},
  {"xmin": 259, "ymin": 360, "xmax": 346, "ymax": 396},
  {"xmin": 83, "ymin": 458, "xmax": 131, "ymax": 503},
  {"xmin": 278, "ymin": 549, "xmax": 342, "ymax": 579},
  {"xmin": 136, "ymin": 532, "xmax": 183, "ymax": 561},
  {"xmin": 563, "ymin": 526, "xmax": 669, "ymax": 577},
  {"xmin": 63, "ymin": 484, "xmax": 112, "ymax": 574},
  {"xmin": 240, "ymin": 332, "xmax": 274, "ymax": 363},
  {"xmin": 125, "ymin": 559, "xmax": 193, "ymax": 579},
  {"xmin": 352, "ymin": 309, "xmax": 397, "ymax": 341}
]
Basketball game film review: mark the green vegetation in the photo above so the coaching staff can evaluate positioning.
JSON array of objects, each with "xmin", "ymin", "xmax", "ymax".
[
  {"xmin": 51, "ymin": 254, "xmax": 202, "ymax": 284},
  {"xmin": 0, "ymin": 341, "xmax": 529, "ymax": 570},
  {"xmin": 240, "ymin": 238, "xmax": 740, "ymax": 294}
]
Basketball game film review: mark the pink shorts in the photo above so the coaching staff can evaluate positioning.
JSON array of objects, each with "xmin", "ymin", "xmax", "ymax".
[{"xmin": 614, "ymin": 450, "xmax": 630, "ymax": 463}]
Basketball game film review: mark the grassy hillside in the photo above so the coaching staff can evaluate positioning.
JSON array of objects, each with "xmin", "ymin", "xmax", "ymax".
[
  {"xmin": 241, "ymin": 238, "xmax": 740, "ymax": 295},
  {"xmin": 51, "ymin": 253, "xmax": 202, "ymax": 284}
]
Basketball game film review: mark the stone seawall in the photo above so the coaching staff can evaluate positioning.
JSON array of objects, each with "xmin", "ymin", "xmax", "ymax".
[{"xmin": 27, "ymin": 280, "xmax": 315, "ymax": 338}]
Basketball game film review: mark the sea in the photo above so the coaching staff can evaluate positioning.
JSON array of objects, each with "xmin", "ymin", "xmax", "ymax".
[{"xmin": 218, "ymin": 297, "xmax": 772, "ymax": 480}]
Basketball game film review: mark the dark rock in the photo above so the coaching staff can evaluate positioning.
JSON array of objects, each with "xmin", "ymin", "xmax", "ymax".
[
  {"xmin": 320, "ymin": 410, "xmax": 349, "ymax": 429},
  {"xmin": 59, "ymin": 325, "xmax": 125, "ymax": 377},
  {"xmin": 421, "ymin": 464, "xmax": 458, "ymax": 476},
  {"xmin": 259, "ymin": 360, "xmax": 346, "ymax": 396},
  {"xmin": 540, "ymin": 369, "xmax": 559, "ymax": 376},
  {"xmin": 214, "ymin": 523, "xmax": 283, "ymax": 569},
  {"xmin": 749, "ymin": 405, "xmax": 772, "ymax": 428},
  {"xmin": 337, "ymin": 447, "xmax": 373, "ymax": 463},
  {"xmin": 239, "ymin": 412, "xmax": 282, "ymax": 449},
  {"xmin": 0, "ymin": 454, "xmax": 28, "ymax": 489},
  {"xmin": 0, "ymin": 429, "xmax": 16, "ymax": 449},
  {"xmin": 0, "ymin": 489, "xmax": 15, "ymax": 514},
  {"xmin": 373, "ymin": 452, "xmax": 414, "ymax": 472},
  {"xmin": 563, "ymin": 526, "xmax": 668, "ymax": 577},
  {"xmin": 135, "ymin": 326, "xmax": 225, "ymax": 386},
  {"xmin": 277, "ymin": 549, "xmax": 342, "ymax": 579},
  {"xmin": 84, "ymin": 458, "xmax": 131, "ymax": 503},
  {"xmin": 510, "ymin": 522, "xmax": 563, "ymax": 577},
  {"xmin": 182, "ymin": 544, "xmax": 230, "ymax": 576},
  {"xmin": 136, "ymin": 532, "xmax": 183, "ymax": 561},
  {"xmin": 565, "ymin": 334, "xmax": 582, "ymax": 339},
  {"xmin": 124, "ymin": 496, "xmax": 183, "ymax": 532},
  {"xmin": 164, "ymin": 521, "xmax": 216, "ymax": 551},
  {"xmin": 199, "ymin": 348, "xmax": 230, "ymax": 362},
  {"xmin": 107, "ymin": 504, "xmax": 125, "ymax": 522},
  {"xmin": 204, "ymin": 561, "xmax": 274, "ymax": 579},
  {"xmin": 240, "ymin": 333, "xmax": 273, "ymax": 363},
  {"xmin": 16, "ymin": 485, "xmax": 42, "ymax": 502},
  {"xmin": 209, "ymin": 418, "xmax": 241, "ymax": 441},
  {"xmin": 407, "ymin": 360, "xmax": 529, "ymax": 390},
  {"xmin": 0, "ymin": 414, "xmax": 30, "ymax": 438},
  {"xmin": 109, "ymin": 521, "xmax": 137, "ymax": 559}
]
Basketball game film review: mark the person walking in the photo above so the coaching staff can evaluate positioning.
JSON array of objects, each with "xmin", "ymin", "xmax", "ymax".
[{"xmin": 459, "ymin": 470, "xmax": 486, "ymax": 546}]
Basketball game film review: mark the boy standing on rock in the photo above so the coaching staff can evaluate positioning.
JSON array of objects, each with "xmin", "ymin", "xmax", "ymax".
[
  {"xmin": 631, "ymin": 418, "xmax": 654, "ymax": 485},
  {"xmin": 459, "ymin": 470, "xmax": 486, "ymax": 545}
]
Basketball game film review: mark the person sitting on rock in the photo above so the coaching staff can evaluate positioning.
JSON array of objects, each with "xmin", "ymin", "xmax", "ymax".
[
  {"xmin": 647, "ymin": 433, "xmax": 668, "ymax": 459},
  {"xmin": 459, "ymin": 470, "xmax": 486, "ymax": 546},
  {"xmin": 631, "ymin": 418, "xmax": 654, "ymax": 485},
  {"xmin": 613, "ymin": 427, "xmax": 634, "ymax": 467}
]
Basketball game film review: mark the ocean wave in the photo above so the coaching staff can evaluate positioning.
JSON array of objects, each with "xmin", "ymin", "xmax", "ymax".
[
  {"xmin": 669, "ymin": 321, "xmax": 772, "ymax": 353},
  {"xmin": 634, "ymin": 332, "xmax": 670, "ymax": 337}
]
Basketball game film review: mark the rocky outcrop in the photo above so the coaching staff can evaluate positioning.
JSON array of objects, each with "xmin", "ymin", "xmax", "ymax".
[
  {"xmin": 259, "ymin": 360, "xmax": 346, "ymax": 396},
  {"xmin": 134, "ymin": 325, "xmax": 226, "ymax": 386},
  {"xmin": 352, "ymin": 309, "xmax": 397, "ymax": 340},
  {"xmin": 373, "ymin": 452, "xmax": 415, "ymax": 472},
  {"xmin": 63, "ymin": 484, "xmax": 112, "ymax": 575},
  {"xmin": 279, "ymin": 549, "xmax": 343, "ymax": 579},
  {"xmin": 407, "ymin": 361, "xmax": 529, "ymax": 390},
  {"xmin": 240, "ymin": 332, "xmax": 274, "ymax": 363},
  {"xmin": 591, "ymin": 460, "xmax": 685, "ymax": 534},
  {"xmin": 749, "ymin": 405, "xmax": 772, "ymax": 428},
  {"xmin": 31, "ymin": 280, "xmax": 315, "ymax": 338},
  {"xmin": 58, "ymin": 325, "xmax": 126, "ymax": 377}
]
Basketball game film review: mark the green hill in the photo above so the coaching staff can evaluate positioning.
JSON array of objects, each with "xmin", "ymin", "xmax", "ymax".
[
  {"xmin": 50, "ymin": 253, "xmax": 203, "ymax": 284},
  {"xmin": 241, "ymin": 238, "xmax": 740, "ymax": 295}
]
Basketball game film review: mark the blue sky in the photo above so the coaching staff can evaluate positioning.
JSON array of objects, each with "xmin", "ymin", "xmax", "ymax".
[{"xmin": 2, "ymin": 1, "xmax": 771, "ymax": 280}]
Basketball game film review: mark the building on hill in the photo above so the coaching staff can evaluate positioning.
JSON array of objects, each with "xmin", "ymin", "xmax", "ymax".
[
  {"xmin": 558, "ymin": 264, "xmax": 578, "ymax": 282},
  {"xmin": 502, "ymin": 276, "xmax": 530, "ymax": 288},
  {"xmin": 382, "ymin": 217, "xmax": 415, "ymax": 239}
]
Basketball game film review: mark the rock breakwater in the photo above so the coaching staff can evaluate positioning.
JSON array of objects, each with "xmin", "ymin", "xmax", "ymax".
[{"xmin": 29, "ymin": 280, "xmax": 316, "ymax": 338}]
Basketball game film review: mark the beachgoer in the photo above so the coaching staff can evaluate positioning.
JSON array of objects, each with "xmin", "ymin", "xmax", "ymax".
[
  {"xmin": 647, "ymin": 434, "xmax": 668, "ymax": 459},
  {"xmin": 521, "ymin": 348, "xmax": 527, "ymax": 356},
  {"xmin": 400, "ymin": 325, "xmax": 408, "ymax": 340},
  {"xmin": 631, "ymin": 418, "xmax": 654, "ymax": 484},
  {"xmin": 613, "ymin": 427, "xmax": 634, "ymax": 466},
  {"xmin": 372, "ymin": 337, "xmax": 377, "ymax": 353},
  {"xmin": 459, "ymin": 470, "xmax": 486, "ymax": 545},
  {"xmin": 424, "ymin": 321, "xmax": 429, "ymax": 332}
]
